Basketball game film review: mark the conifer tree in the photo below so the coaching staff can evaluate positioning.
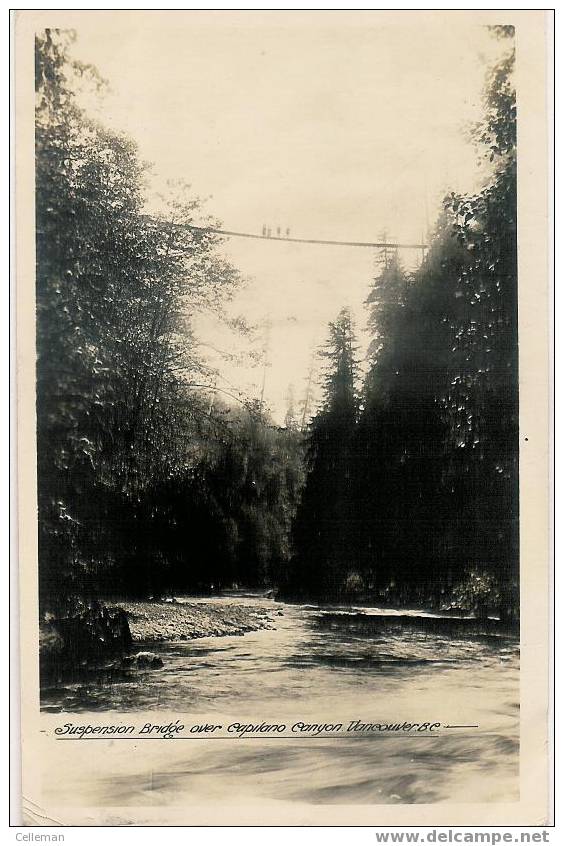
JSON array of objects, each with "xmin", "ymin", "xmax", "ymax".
[
  {"xmin": 289, "ymin": 309, "xmax": 360, "ymax": 598},
  {"xmin": 365, "ymin": 251, "xmax": 408, "ymax": 365}
]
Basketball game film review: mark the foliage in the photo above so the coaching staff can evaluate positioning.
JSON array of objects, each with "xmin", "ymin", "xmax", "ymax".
[
  {"xmin": 35, "ymin": 30, "xmax": 302, "ymax": 609},
  {"xmin": 286, "ymin": 309, "xmax": 360, "ymax": 598},
  {"xmin": 353, "ymin": 39, "xmax": 518, "ymax": 619},
  {"xmin": 289, "ymin": 37, "xmax": 518, "ymax": 622},
  {"xmin": 36, "ymin": 28, "xmax": 519, "ymax": 625},
  {"xmin": 365, "ymin": 252, "xmax": 409, "ymax": 366}
]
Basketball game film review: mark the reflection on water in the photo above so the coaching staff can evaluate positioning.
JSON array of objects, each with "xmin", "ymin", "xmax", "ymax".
[{"xmin": 40, "ymin": 598, "xmax": 519, "ymax": 809}]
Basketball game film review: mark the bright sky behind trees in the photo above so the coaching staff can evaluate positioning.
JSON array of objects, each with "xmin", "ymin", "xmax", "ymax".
[{"xmin": 69, "ymin": 12, "xmax": 505, "ymax": 422}]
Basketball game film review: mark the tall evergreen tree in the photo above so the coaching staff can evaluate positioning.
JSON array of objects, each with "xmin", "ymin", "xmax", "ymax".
[
  {"xmin": 365, "ymin": 251, "xmax": 408, "ymax": 366},
  {"xmin": 289, "ymin": 309, "xmax": 360, "ymax": 599}
]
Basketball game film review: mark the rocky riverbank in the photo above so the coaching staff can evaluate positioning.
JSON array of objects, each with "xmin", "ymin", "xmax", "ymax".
[
  {"xmin": 40, "ymin": 598, "xmax": 279, "ymax": 690},
  {"xmin": 108, "ymin": 598, "xmax": 278, "ymax": 642}
]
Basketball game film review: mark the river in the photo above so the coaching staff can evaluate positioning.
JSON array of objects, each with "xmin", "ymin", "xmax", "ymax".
[{"xmin": 38, "ymin": 597, "xmax": 519, "ymax": 817}]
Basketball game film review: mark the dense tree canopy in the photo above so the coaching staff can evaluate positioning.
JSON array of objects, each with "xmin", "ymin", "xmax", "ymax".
[
  {"xmin": 36, "ymin": 27, "xmax": 519, "ymax": 624},
  {"xmin": 288, "ymin": 33, "xmax": 518, "ymax": 621},
  {"xmin": 36, "ymin": 30, "xmax": 304, "ymax": 610}
]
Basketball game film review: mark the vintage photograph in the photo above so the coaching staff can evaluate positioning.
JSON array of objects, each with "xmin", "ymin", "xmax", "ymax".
[{"xmin": 13, "ymin": 9, "xmax": 551, "ymax": 825}]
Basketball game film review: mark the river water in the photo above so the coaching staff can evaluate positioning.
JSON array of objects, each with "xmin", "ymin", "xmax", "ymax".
[{"xmin": 39, "ymin": 598, "xmax": 519, "ymax": 815}]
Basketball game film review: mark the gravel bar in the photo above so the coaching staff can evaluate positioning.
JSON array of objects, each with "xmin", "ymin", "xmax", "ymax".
[{"xmin": 111, "ymin": 600, "xmax": 277, "ymax": 643}]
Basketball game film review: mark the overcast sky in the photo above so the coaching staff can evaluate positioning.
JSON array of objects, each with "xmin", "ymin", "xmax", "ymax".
[{"xmin": 71, "ymin": 13, "xmax": 504, "ymax": 423}]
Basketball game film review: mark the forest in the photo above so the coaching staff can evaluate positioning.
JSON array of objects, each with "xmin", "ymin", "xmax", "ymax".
[{"xmin": 35, "ymin": 26, "xmax": 518, "ymax": 625}]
